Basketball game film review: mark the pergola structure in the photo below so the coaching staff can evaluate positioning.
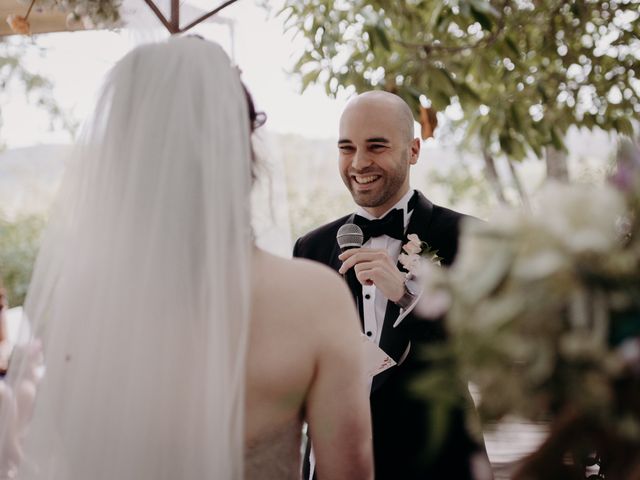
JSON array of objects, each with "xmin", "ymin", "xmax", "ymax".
[
  {"xmin": 0, "ymin": 0, "xmax": 238, "ymax": 36},
  {"xmin": 142, "ymin": 0, "xmax": 237, "ymax": 35}
]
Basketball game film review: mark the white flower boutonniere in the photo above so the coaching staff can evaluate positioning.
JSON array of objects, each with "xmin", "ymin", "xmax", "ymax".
[
  {"xmin": 398, "ymin": 233, "xmax": 442, "ymax": 275},
  {"xmin": 397, "ymin": 234, "xmax": 451, "ymax": 320}
]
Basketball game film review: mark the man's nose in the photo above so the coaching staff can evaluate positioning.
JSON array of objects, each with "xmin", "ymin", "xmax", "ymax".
[{"xmin": 352, "ymin": 150, "xmax": 372, "ymax": 170}]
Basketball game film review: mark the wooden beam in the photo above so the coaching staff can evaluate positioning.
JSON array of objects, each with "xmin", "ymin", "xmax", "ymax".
[
  {"xmin": 141, "ymin": 0, "xmax": 173, "ymax": 34},
  {"xmin": 170, "ymin": 0, "xmax": 179, "ymax": 34}
]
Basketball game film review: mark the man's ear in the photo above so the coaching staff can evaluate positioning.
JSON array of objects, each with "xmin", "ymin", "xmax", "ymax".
[{"xmin": 409, "ymin": 138, "xmax": 420, "ymax": 165}]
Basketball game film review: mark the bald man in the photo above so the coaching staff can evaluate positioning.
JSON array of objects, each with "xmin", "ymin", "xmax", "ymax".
[{"xmin": 294, "ymin": 91, "xmax": 491, "ymax": 480}]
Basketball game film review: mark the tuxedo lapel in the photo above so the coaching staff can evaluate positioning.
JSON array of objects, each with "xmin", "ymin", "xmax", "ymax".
[
  {"xmin": 405, "ymin": 191, "xmax": 434, "ymax": 241},
  {"xmin": 379, "ymin": 192, "xmax": 434, "ymax": 346},
  {"xmin": 372, "ymin": 193, "xmax": 435, "ymax": 391}
]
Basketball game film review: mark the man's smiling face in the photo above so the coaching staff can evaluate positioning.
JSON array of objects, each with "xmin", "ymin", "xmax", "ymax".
[{"xmin": 338, "ymin": 92, "xmax": 419, "ymax": 217}]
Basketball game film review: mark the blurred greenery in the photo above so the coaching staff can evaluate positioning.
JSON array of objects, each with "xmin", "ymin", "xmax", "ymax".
[
  {"xmin": 287, "ymin": 185, "xmax": 354, "ymax": 239},
  {"xmin": 426, "ymin": 159, "xmax": 494, "ymax": 211},
  {"xmin": 0, "ymin": 214, "xmax": 45, "ymax": 307},
  {"xmin": 271, "ymin": 0, "xmax": 640, "ymax": 167},
  {"xmin": 0, "ymin": 37, "xmax": 77, "ymax": 148}
]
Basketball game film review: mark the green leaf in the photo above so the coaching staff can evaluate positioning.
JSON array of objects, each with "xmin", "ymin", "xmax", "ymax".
[
  {"xmin": 469, "ymin": 0, "xmax": 501, "ymax": 17},
  {"xmin": 525, "ymin": 130, "xmax": 544, "ymax": 159},
  {"xmin": 509, "ymin": 137, "xmax": 527, "ymax": 161},
  {"xmin": 504, "ymin": 36, "xmax": 520, "ymax": 58},
  {"xmin": 427, "ymin": 67, "xmax": 456, "ymax": 97},
  {"xmin": 499, "ymin": 132, "xmax": 514, "ymax": 156},
  {"xmin": 550, "ymin": 127, "xmax": 566, "ymax": 151},
  {"xmin": 460, "ymin": 1, "xmax": 471, "ymax": 18},
  {"xmin": 375, "ymin": 25, "xmax": 391, "ymax": 51},
  {"xmin": 470, "ymin": 5, "xmax": 494, "ymax": 31},
  {"xmin": 405, "ymin": 84, "xmax": 423, "ymax": 101},
  {"xmin": 431, "ymin": 91, "xmax": 452, "ymax": 110},
  {"xmin": 536, "ymin": 85, "xmax": 549, "ymax": 104},
  {"xmin": 465, "ymin": 116, "xmax": 484, "ymax": 141},
  {"xmin": 614, "ymin": 117, "xmax": 635, "ymax": 137},
  {"xmin": 365, "ymin": 27, "xmax": 376, "ymax": 51},
  {"xmin": 291, "ymin": 53, "xmax": 314, "ymax": 72},
  {"xmin": 509, "ymin": 104, "xmax": 523, "ymax": 133},
  {"xmin": 457, "ymin": 83, "xmax": 482, "ymax": 108},
  {"xmin": 427, "ymin": 1, "xmax": 446, "ymax": 33},
  {"xmin": 301, "ymin": 68, "xmax": 322, "ymax": 91}
]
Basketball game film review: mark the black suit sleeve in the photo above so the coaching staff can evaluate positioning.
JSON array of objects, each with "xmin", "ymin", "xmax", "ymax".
[{"xmin": 292, "ymin": 237, "xmax": 303, "ymax": 258}]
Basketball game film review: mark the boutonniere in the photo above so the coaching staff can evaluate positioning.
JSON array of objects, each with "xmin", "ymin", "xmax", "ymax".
[
  {"xmin": 398, "ymin": 234, "xmax": 442, "ymax": 275},
  {"xmin": 398, "ymin": 234, "xmax": 451, "ymax": 319}
]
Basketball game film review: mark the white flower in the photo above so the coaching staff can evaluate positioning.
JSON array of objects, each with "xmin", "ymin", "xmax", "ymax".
[
  {"xmin": 403, "ymin": 233, "xmax": 423, "ymax": 255},
  {"xmin": 415, "ymin": 288, "xmax": 451, "ymax": 319},
  {"xmin": 415, "ymin": 262, "xmax": 451, "ymax": 319},
  {"xmin": 399, "ymin": 252, "xmax": 421, "ymax": 273}
]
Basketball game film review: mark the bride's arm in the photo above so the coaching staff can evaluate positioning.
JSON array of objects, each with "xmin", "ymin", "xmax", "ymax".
[{"xmin": 305, "ymin": 274, "xmax": 374, "ymax": 480}]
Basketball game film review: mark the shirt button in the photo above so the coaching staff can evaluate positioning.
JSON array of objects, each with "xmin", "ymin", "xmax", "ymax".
[
  {"xmin": 366, "ymin": 331, "xmax": 373, "ymax": 337},
  {"xmin": 365, "ymin": 294, "xmax": 371, "ymax": 300}
]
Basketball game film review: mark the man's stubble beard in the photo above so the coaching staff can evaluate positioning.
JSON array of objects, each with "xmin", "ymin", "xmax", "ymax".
[{"xmin": 345, "ymin": 167, "xmax": 407, "ymax": 209}]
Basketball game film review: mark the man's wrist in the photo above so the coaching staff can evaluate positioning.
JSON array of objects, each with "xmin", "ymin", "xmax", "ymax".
[{"xmin": 394, "ymin": 274, "xmax": 420, "ymax": 309}]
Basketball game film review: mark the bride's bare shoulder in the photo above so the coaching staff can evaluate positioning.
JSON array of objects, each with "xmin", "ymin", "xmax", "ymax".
[
  {"xmin": 253, "ymin": 250, "xmax": 350, "ymax": 305},
  {"xmin": 251, "ymin": 249, "xmax": 360, "ymax": 351}
]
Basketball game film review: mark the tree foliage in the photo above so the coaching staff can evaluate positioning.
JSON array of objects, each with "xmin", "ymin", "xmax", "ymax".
[
  {"xmin": 0, "ymin": 38, "xmax": 75, "ymax": 148},
  {"xmin": 276, "ymin": 0, "xmax": 640, "ymax": 161},
  {"xmin": 0, "ymin": 214, "xmax": 45, "ymax": 307}
]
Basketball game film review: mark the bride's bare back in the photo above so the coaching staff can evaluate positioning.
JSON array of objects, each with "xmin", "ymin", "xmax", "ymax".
[{"xmin": 245, "ymin": 248, "xmax": 373, "ymax": 480}]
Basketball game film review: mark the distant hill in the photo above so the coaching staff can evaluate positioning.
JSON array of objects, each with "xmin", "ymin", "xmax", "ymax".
[{"xmin": 0, "ymin": 127, "xmax": 616, "ymax": 226}]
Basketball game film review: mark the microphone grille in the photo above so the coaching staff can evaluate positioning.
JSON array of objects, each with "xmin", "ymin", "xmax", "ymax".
[{"xmin": 337, "ymin": 223, "xmax": 364, "ymax": 250}]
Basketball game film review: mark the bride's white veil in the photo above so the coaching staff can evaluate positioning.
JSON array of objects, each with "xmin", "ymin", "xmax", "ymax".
[{"xmin": 0, "ymin": 36, "xmax": 252, "ymax": 479}]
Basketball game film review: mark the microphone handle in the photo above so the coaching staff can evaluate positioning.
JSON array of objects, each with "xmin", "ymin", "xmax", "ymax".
[{"xmin": 340, "ymin": 246, "xmax": 363, "ymax": 322}]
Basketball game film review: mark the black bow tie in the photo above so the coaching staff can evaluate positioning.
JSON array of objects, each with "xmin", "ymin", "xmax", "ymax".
[{"xmin": 353, "ymin": 208, "xmax": 405, "ymax": 243}]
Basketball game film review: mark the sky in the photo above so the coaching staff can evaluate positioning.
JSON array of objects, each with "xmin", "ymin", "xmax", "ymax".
[{"xmin": 2, "ymin": 0, "xmax": 351, "ymax": 148}]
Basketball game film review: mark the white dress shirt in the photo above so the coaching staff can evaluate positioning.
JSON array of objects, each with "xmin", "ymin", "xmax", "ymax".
[{"xmin": 355, "ymin": 189, "xmax": 415, "ymax": 346}]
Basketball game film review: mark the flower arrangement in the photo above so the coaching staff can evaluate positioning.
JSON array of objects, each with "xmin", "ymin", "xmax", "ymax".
[
  {"xmin": 414, "ymin": 142, "xmax": 640, "ymax": 478},
  {"xmin": 6, "ymin": 0, "xmax": 123, "ymax": 35}
]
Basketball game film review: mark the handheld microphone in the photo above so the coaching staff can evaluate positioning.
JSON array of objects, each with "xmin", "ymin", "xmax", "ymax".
[
  {"xmin": 336, "ymin": 223, "xmax": 364, "ymax": 252},
  {"xmin": 336, "ymin": 224, "xmax": 365, "ymax": 317}
]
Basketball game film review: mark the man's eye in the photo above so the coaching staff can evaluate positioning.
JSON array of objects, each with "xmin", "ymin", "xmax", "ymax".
[
  {"xmin": 370, "ymin": 144, "xmax": 387, "ymax": 151},
  {"xmin": 339, "ymin": 146, "xmax": 355, "ymax": 153}
]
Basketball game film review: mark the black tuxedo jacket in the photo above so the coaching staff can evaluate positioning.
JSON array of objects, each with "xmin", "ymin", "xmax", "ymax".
[{"xmin": 293, "ymin": 191, "xmax": 488, "ymax": 480}]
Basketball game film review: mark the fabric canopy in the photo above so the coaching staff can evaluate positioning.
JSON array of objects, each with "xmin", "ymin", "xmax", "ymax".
[
  {"xmin": 0, "ymin": 0, "xmax": 87, "ymax": 36},
  {"xmin": 0, "ymin": 0, "xmax": 237, "ymax": 37}
]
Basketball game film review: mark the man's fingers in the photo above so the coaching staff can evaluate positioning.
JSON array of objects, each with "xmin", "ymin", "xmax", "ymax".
[
  {"xmin": 338, "ymin": 248, "xmax": 386, "ymax": 261},
  {"xmin": 340, "ymin": 255, "xmax": 376, "ymax": 274},
  {"xmin": 355, "ymin": 267, "xmax": 375, "ymax": 286},
  {"xmin": 355, "ymin": 264, "xmax": 389, "ymax": 285},
  {"xmin": 338, "ymin": 250, "xmax": 390, "ymax": 274}
]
